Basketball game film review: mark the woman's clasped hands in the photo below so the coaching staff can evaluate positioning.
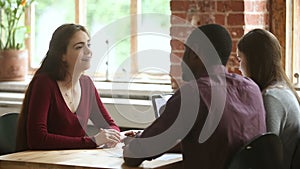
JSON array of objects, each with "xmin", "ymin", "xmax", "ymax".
[{"xmin": 94, "ymin": 128, "xmax": 121, "ymax": 148}]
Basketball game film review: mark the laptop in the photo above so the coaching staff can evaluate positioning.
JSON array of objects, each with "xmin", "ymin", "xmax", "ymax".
[{"xmin": 151, "ymin": 94, "xmax": 172, "ymax": 118}]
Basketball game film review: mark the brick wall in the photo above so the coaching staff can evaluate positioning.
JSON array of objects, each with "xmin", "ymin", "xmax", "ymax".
[{"xmin": 169, "ymin": 0, "xmax": 269, "ymax": 89}]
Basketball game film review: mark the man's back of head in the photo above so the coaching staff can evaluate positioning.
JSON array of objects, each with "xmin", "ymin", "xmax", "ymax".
[{"xmin": 186, "ymin": 24, "xmax": 232, "ymax": 66}]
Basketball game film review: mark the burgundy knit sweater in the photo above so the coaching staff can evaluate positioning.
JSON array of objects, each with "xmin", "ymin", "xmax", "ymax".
[{"xmin": 18, "ymin": 74, "xmax": 119, "ymax": 150}]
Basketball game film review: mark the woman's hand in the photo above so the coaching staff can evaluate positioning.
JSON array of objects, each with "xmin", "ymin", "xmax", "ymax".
[{"xmin": 93, "ymin": 128, "xmax": 121, "ymax": 148}]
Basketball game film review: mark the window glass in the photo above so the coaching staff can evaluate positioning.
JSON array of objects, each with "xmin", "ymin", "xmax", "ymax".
[
  {"xmin": 86, "ymin": 0, "xmax": 131, "ymax": 81},
  {"xmin": 29, "ymin": 0, "xmax": 171, "ymax": 83},
  {"xmin": 32, "ymin": 0, "xmax": 75, "ymax": 68},
  {"xmin": 136, "ymin": 0, "xmax": 171, "ymax": 82},
  {"xmin": 86, "ymin": 0, "xmax": 171, "ymax": 83}
]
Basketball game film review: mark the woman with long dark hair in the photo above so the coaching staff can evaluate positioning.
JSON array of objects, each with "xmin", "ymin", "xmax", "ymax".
[
  {"xmin": 237, "ymin": 28, "xmax": 300, "ymax": 169},
  {"xmin": 16, "ymin": 23, "xmax": 120, "ymax": 151}
]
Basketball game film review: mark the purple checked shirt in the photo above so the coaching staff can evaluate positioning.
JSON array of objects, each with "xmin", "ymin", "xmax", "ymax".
[{"xmin": 124, "ymin": 65, "xmax": 266, "ymax": 169}]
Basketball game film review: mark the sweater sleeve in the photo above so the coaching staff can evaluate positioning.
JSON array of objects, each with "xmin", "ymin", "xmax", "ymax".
[
  {"xmin": 86, "ymin": 76, "xmax": 120, "ymax": 132},
  {"xmin": 263, "ymin": 93, "xmax": 287, "ymax": 135},
  {"xmin": 94, "ymin": 87, "xmax": 120, "ymax": 131},
  {"xmin": 26, "ymin": 75, "xmax": 97, "ymax": 150}
]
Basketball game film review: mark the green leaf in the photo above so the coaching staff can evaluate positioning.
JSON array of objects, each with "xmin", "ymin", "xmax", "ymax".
[{"xmin": 0, "ymin": 0, "xmax": 34, "ymax": 49}]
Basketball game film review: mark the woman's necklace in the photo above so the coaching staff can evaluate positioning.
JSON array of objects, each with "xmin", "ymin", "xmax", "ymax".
[
  {"xmin": 57, "ymin": 78, "xmax": 81, "ymax": 113},
  {"xmin": 64, "ymin": 88, "xmax": 73, "ymax": 105},
  {"xmin": 58, "ymin": 81, "xmax": 77, "ymax": 110}
]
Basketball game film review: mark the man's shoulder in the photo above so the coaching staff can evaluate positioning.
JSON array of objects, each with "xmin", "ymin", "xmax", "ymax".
[
  {"xmin": 197, "ymin": 72, "xmax": 258, "ymax": 88},
  {"xmin": 176, "ymin": 73, "xmax": 260, "ymax": 94},
  {"xmin": 225, "ymin": 73, "xmax": 259, "ymax": 87}
]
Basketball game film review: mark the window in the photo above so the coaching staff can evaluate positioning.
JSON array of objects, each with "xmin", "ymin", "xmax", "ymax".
[
  {"xmin": 26, "ymin": 0, "xmax": 171, "ymax": 84},
  {"xmin": 85, "ymin": 0, "xmax": 131, "ymax": 81},
  {"xmin": 32, "ymin": 0, "xmax": 75, "ymax": 68},
  {"xmin": 285, "ymin": 0, "xmax": 300, "ymax": 88}
]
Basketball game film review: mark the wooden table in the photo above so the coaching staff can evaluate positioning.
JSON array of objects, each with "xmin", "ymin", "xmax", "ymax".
[{"xmin": 0, "ymin": 143, "xmax": 182, "ymax": 169}]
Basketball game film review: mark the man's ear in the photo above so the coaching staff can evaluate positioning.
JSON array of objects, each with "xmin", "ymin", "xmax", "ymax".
[
  {"xmin": 189, "ymin": 44, "xmax": 202, "ymax": 60},
  {"xmin": 190, "ymin": 50, "xmax": 202, "ymax": 62}
]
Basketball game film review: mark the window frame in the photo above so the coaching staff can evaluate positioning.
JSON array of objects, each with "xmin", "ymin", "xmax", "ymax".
[
  {"xmin": 25, "ymin": 0, "xmax": 83, "ymax": 74},
  {"xmin": 286, "ymin": 0, "xmax": 300, "ymax": 87},
  {"xmin": 24, "ymin": 0, "xmax": 170, "ymax": 84}
]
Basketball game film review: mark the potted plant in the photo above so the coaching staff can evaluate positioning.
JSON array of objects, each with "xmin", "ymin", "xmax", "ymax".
[{"xmin": 0, "ymin": 0, "xmax": 34, "ymax": 81}]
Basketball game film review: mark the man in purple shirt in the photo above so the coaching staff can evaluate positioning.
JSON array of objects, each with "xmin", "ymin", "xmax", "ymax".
[{"xmin": 123, "ymin": 24, "xmax": 266, "ymax": 169}]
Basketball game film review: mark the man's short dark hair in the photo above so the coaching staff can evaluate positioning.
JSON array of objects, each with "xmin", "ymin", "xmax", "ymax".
[{"xmin": 187, "ymin": 24, "xmax": 232, "ymax": 65}]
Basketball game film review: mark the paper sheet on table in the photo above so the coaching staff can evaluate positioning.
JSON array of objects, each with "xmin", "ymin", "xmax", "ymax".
[
  {"xmin": 154, "ymin": 153, "xmax": 182, "ymax": 161},
  {"xmin": 101, "ymin": 143, "xmax": 124, "ymax": 158},
  {"xmin": 101, "ymin": 142, "xmax": 182, "ymax": 168},
  {"xmin": 141, "ymin": 153, "xmax": 183, "ymax": 168}
]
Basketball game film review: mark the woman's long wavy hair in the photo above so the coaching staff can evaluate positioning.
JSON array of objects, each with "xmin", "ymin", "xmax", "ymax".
[
  {"xmin": 16, "ymin": 24, "xmax": 89, "ymax": 151},
  {"xmin": 237, "ymin": 28, "xmax": 300, "ymax": 104}
]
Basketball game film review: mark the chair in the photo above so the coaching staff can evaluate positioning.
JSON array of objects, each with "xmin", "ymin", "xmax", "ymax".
[
  {"xmin": 0, "ymin": 112, "xmax": 19, "ymax": 155},
  {"xmin": 291, "ymin": 139, "xmax": 300, "ymax": 169},
  {"xmin": 228, "ymin": 132, "xmax": 284, "ymax": 169}
]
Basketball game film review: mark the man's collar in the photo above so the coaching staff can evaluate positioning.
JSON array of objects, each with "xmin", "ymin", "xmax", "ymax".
[{"xmin": 198, "ymin": 65, "xmax": 227, "ymax": 77}]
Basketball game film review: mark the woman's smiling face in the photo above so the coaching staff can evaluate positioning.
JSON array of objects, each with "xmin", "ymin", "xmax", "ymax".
[{"xmin": 62, "ymin": 30, "xmax": 92, "ymax": 74}]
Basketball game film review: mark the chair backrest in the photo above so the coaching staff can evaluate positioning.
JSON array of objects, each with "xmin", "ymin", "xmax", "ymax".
[
  {"xmin": 228, "ymin": 132, "xmax": 284, "ymax": 169},
  {"xmin": 0, "ymin": 112, "xmax": 19, "ymax": 155},
  {"xmin": 291, "ymin": 139, "xmax": 300, "ymax": 169}
]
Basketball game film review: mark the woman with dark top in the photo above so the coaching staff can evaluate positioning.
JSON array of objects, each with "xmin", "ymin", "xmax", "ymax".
[{"xmin": 16, "ymin": 23, "xmax": 120, "ymax": 151}]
